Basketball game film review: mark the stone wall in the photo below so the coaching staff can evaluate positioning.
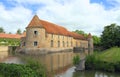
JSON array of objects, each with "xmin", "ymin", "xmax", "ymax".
[
  {"xmin": 25, "ymin": 27, "xmax": 46, "ymax": 48},
  {"xmin": 0, "ymin": 46, "xmax": 9, "ymax": 61},
  {"xmin": 21, "ymin": 28, "xmax": 89, "ymax": 51}
]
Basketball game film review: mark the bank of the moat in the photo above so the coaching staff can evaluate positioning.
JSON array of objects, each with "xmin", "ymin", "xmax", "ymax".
[
  {"xmin": 56, "ymin": 67, "xmax": 120, "ymax": 77},
  {"xmin": 85, "ymin": 47, "xmax": 120, "ymax": 72}
]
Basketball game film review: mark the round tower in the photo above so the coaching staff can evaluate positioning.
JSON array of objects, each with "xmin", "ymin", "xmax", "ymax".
[
  {"xmin": 25, "ymin": 15, "xmax": 46, "ymax": 48},
  {"xmin": 87, "ymin": 33, "xmax": 93, "ymax": 54}
]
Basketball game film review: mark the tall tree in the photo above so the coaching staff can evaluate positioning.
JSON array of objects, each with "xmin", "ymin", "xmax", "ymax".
[
  {"xmin": 16, "ymin": 29, "xmax": 22, "ymax": 34},
  {"xmin": 92, "ymin": 35, "xmax": 101, "ymax": 46},
  {"xmin": 101, "ymin": 23, "xmax": 120, "ymax": 49},
  {"xmin": 0, "ymin": 27, "xmax": 4, "ymax": 33}
]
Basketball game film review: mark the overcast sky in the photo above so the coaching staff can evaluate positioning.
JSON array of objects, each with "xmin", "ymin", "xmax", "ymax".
[{"xmin": 0, "ymin": 0, "xmax": 120, "ymax": 36}]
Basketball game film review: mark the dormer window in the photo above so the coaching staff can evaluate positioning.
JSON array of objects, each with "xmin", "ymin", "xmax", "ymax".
[{"xmin": 34, "ymin": 31, "xmax": 38, "ymax": 35}]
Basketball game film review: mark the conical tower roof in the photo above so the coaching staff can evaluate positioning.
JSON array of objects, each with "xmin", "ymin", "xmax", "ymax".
[
  {"xmin": 27, "ymin": 15, "xmax": 43, "ymax": 28},
  {"xmin": 88, "ymin": 33, "xmax": 92, "ymax": 38}
]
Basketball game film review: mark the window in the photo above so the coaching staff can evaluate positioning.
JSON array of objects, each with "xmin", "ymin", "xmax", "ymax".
[
  {"xmin": 58, "ymin": 35, "xmax": 60, "ymax": 39},
  {"xmin": 34, "ymin": 31, "xmax": 38, "ymax": 35},
  {"xmin": 51, "ymin": 40, "xmax": 53, "ymax": 47},
  {"xmin": 58, "ymin": 41, "xmax": 60, "ymax": 47},
  {"xmin": 67, "ymin": 41, "xmax": 68, "ymax": 47},
  {"xmin": 63, "ymin": 36, "xmax": 64, "ymax": 40},
  {"xmin": 63, "ymin": 41, "xmax": 65, "ymax": 47},
  {"xmin": 51, "ymin": 34, "xmax": 53, "ymax": 39},
  {"xmin": 71, "ymin": 41, "xmax": 72, "ymax": 47},
  {"xmin": 34, "ymin": 41, "xmax": 38, "ymax": 46}
]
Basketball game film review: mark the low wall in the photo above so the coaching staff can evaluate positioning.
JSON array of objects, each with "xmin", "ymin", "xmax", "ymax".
[{"xmin": 0, "ymin": 46, "xmax": 9, "ymax": 61}]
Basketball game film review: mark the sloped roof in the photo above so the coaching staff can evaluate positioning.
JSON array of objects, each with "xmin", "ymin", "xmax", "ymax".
[
  {"xmin": 0, "ymin": 33, "xmax": 24, "ymax": 39},
  {"xmin": 27, "ymin": 15, "xmax": 43, "ymax": 28},
  {"xmin": 27, "ymin": 15, "xmax": 86, "ymax": 40}
]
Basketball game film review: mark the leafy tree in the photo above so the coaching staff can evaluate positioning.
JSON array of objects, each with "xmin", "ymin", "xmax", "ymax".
[
  {"xmin": 9, "ymin": 32, "xmax": 12, "ymax": 34},
  {"xmin": 0, "ymin": 27, "xmax": 4, "ymax": 33},
  {"xmin": 74, "ymin": 30, "xmax": 85, "ymax": 34},
  {"xmin": 16, "ymin": 29, "xmax": 22, "ymax": 34},
  {"xmin": 73, "ymin": 30, "xmax": 88, "ymax": 37},
  {"xmin": 92, "ymin": 35, "xmax": 101, "ymax": 46},
  {"xmin": 101, "ymin": 23, "xmax": 120, "ymax": 49}
]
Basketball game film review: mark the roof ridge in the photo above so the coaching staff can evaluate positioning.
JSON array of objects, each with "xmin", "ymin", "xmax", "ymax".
[{"xmin": 27, "ymin": 15, "xmax": 43, "ymax": 28}]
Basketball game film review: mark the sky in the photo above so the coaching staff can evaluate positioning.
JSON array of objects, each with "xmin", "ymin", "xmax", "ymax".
[{"xmin": 0, "ymin": 0, "xmax": 120, "ymax": 36}]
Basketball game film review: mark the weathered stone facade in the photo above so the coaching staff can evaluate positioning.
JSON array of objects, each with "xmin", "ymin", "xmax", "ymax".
[{"xmin": 20, "ymin": 15, "xmax": 93, "ymax": 71}]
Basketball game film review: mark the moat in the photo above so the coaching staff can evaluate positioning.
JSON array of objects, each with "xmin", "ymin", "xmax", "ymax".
[
  {"xmin": 56, "ymin": 67, "xmax": 120, "ymax": 77},
  {"xmin": 1, "ymin": 51, "xmax": 120, "ymax": 77}
]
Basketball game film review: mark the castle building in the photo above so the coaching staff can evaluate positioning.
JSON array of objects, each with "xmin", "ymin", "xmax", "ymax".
[
  {"xmin": 21, "ymin": 15, "xmax": 92, "ymax": 51},
  {"xmin": 20, "ymin": 15, "xmax": 93, "ymax": 71}
]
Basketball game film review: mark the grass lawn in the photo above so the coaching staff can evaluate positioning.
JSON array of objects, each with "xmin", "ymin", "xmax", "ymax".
[{"xmin": 96, "ymin": 47, "xmax": 120, "ymax": 63}]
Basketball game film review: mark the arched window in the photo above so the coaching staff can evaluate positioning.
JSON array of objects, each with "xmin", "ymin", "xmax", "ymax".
[{"xmin": 34, "ymin": 31, "xmax": 38, "ymax": 35}]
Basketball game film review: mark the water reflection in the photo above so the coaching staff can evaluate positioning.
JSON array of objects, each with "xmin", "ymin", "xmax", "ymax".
[{"xmin": 56, "ymin": 67, "xmax": 120, "ymax": 77}]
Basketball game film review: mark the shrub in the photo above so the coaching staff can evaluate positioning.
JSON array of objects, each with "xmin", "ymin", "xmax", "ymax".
[
  {"xmin": 85, "ymin": 54, "xmax": 115, "ymax": 72},
  {"xmin": 85, "ymin": 54, "xmax": 97, "ymax": 70},
  {"xmin": 19, "ymin": 55, "xmax": 47, "ymax": 77},
  {"xmin": 73, "ymin": 55, "xmax": 80, "ymax": 65},
  {"xmin": 0, "ymin": 63, "xmax": 37, "ymax": 77}
]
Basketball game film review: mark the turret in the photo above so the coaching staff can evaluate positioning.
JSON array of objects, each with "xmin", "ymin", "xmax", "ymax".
[
  {"xmin": 87, "ymin": 33, "xmax": 93, "ymax": 54},
  {"xmin": 25, "ymin": 15, "xmax": 46, "ymax": 48}
]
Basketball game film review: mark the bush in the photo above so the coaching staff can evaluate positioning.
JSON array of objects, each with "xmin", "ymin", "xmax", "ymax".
[
  {"xmin": 19, "ymin": 55, "xmax": 47, "ymax": 77},
  {"xmin": 26, "ymin": 58, "xmax": 47, "ymax": 77},
  {"xmin": 0, "ymin": 63, "xmax": 37, "ymax": 77},
  {"xmin": 85, "ymin": 54, "xmax": 115, "ymax": 72},
  {"xmin": 85, "ymin": 54, "xmax": 97, "ymax": 70},
  {"xmin": 73, "ymin": 55, "xmax": 80, "ymax": 65}
]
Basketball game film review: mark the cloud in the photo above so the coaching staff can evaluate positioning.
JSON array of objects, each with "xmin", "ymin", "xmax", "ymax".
[
  {"xmin": 0, "ymin": 3, "xmax": 32, "ymax": 33},
  {"xmin": 36, "ymin": 0, "xmax": 120, "ymax": 36},
  {"xmin": 0, "ymin": 0, "xmax": 120, "ymax": 36}
]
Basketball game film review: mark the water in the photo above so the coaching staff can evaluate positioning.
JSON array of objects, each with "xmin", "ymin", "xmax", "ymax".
[{"xmin": 56, "ymin": 67, "xmax": 120, "ymax": 77}]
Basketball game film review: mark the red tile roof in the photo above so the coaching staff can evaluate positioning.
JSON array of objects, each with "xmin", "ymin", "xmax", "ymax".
[
  {"xmin": 0, "ymin": 33, "xmax": 24, "ymax": 39},
  {"xmin": 27, "ymin": 15, "xmax": 43, "ymax": 28},
  {"xmin": 27, "ymin": 15, "xmax": 86, "ymax": 40}
]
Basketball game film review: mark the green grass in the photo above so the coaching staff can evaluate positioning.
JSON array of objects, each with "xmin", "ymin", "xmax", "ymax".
[{"xmin": 97, "ymin": 47, "xmax": 120, "ymax": 63}]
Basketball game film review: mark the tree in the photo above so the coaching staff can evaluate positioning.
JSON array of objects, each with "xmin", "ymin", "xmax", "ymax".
[
  {"xmin": 0, "ymin": 27, "xmax": 4, "ymax": 33},
  {"xmin": 101, "ymin": 23, "xmax": 120, "ymax": 49},
  {"xmin": 73, "ymin": 30, "xmax": 88, "ymax": 37},
  {"xmin": 9, "ymin": 32, "xmax": 12, "ymax": 34},
  {"xmin": 74, "ymin": 30, "xmax": 85, "ymax": 34},
  {"xmin": 16, "ymin": 29, "xmax": 22, "ymax": 34},
  {"xmin": 92, "ymin": 35, "xmax": 101, "ymax": 46}
]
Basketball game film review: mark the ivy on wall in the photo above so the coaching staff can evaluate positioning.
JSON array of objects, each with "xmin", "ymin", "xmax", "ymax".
[{"xmin": 0, "ymin": 38, "xmax": 20, "ymax": 46}]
